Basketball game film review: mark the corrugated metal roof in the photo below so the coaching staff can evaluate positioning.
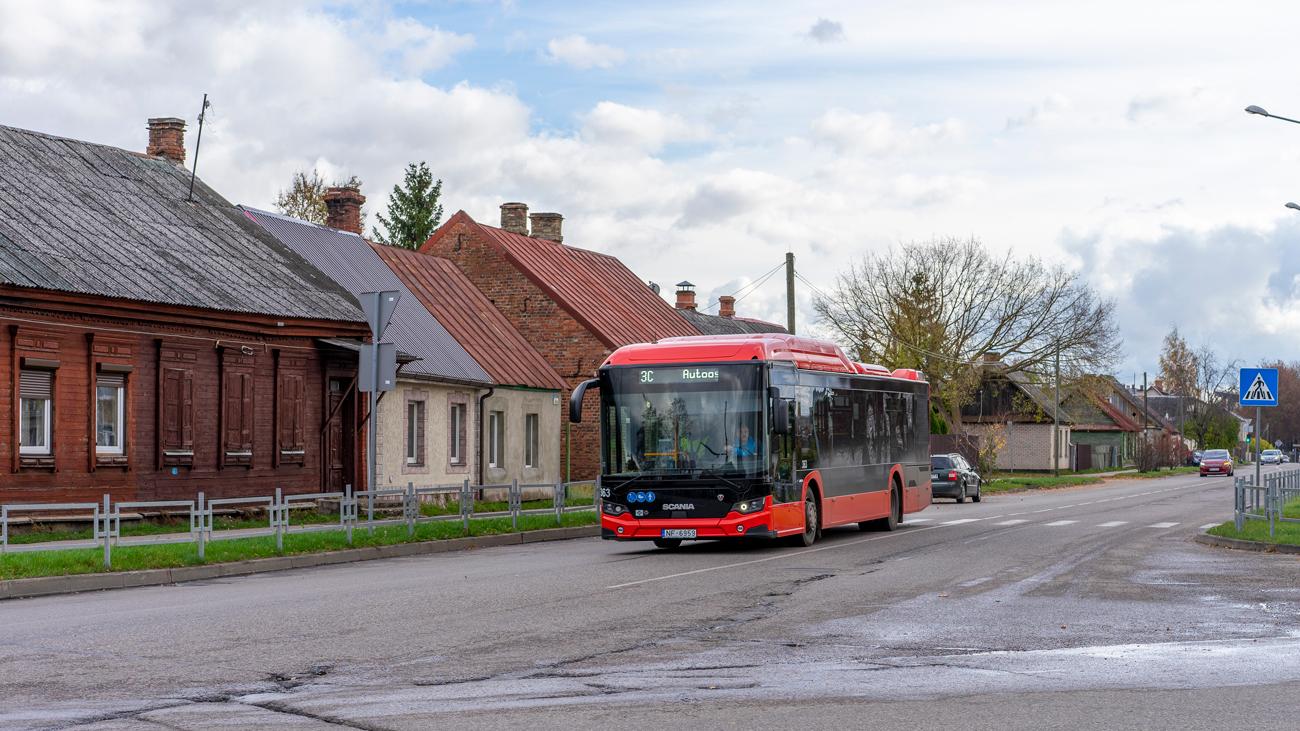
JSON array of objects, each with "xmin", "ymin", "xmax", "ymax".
[
  {"xmin": 244, "ymin": 208, "xmax": 492, "ymax": 386},
  {"xmin": 428, "ymin": 213, "xmax": 699, "ymax": 348},
  {"xmin": 373, "ymin": 246, "xmax": 567, "ymax": 391},
  {"xmin": 0, "ymin": 124, "xmax": 363, "ymax": 322},
  {"xmin": 678, "ymin": 309, "xmax": 787, "ymax": 336}
]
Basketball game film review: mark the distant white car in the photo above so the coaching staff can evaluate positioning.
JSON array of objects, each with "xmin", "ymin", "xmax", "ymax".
[{"xmin": 1262, "ymin": 449, "xmax": 1283, "ymax": 465}]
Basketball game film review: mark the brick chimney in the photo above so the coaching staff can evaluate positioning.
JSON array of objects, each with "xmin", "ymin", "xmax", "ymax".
[
  {"xmin": 718, "ymin": 296, "xmax": 735, "ymax": 318},
  {"xmin": 146, "ymin": 118, "xmax": 186, "ymax": 165},
  {"xmin": 981, "ymin": 351, "xmax": 1001, "ymax": 363},
  {"xmin": 529, "ymin": 212, "xmax": 563, "ymax": 243},
  {"xmin": 323, "ymin": 186, "xmax": 366, "ymax": 235},
  {"xmin": 675, "ymin": 281, "xmax": 697, "ymax": 311},
  {"xmin": 501, "ymin": 202, "xmax": 529, "ymax": 235},
  {"xmin": 1153, "ymin": 379, "xmax": 1165, "ymax": 393}
]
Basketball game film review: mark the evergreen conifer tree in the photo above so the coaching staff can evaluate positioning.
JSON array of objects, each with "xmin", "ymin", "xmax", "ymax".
[{"xmin": 373, "ymin": 162, "xmax": 443, "ymax": 250}]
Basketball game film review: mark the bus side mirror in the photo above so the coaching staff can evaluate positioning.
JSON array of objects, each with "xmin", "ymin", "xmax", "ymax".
[
  {"xmin": 569, "ymin": 378, "xmax": 600, "ymax": 423},
  {"xmin": 770, "ymin": 387, "xmax": 790, "ymax": 435}
]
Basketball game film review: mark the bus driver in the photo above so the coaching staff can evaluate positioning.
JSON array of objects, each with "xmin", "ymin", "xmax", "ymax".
[{"xmin": 730, "ymin": 424, "xmax": 757, "ymax": 457}]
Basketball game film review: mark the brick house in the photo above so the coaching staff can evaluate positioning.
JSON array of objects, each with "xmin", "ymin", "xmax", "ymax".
[
  {"xmin": 419, "ymin": 204, "xmax": 699, "ymax": 480},
  {"xmin": 0, "ymin": 119, "xmax": 370, "ymax": 503},
  {"xmin": 961, "ymin": 361, "xmax": 1071, "ymax": 472}
]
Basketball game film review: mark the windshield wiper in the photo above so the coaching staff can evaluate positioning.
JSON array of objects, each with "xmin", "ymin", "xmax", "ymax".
[{"xmin": 697, "ymin": 469, "xmax": 744, "ymax": 491}]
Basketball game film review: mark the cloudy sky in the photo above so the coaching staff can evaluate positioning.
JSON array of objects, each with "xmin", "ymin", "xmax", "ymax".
[{"xmin": 4, "ymin": 0, "xmax": 1300, "ymax": 383}]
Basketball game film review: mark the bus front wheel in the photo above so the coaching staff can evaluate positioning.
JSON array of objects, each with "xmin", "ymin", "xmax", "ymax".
[{"xmin": 791, "ymin": 493, "xmax": 818, "ymax": 547}]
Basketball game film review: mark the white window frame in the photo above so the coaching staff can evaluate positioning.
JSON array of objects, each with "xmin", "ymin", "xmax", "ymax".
[
  {"xmin": 450, "ymin": 403, "xmax": 465, "ymax": 464},
  {"xmin": 489, "ymin": 411, "xmax": 504, "ymax": 468},
  {"xmin": 19, "ymin": 397, "xmax": 51, "ymax": 455},
  {"xmin": 406, "ymin": 401, "xmax": 419, "ymax": 465},
  {"xmin": 95, "ymin": 385, "xmax": 125, "ymax": 455},
  {"xmin": 525, "ymin": 413, "xmax": 539, "ymax": 468}
]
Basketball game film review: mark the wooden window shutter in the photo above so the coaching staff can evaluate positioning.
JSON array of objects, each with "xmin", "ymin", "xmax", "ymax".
[
  {"xmin": 458, "ymin": 404, "xmax": 467, "ymax": 465},
  {"xmin": 240, "ymin": 372, "xmax": 253, "ymax": 451},
  {"xmin": 279, "ymin": 374, "xmax": 305, "ymax": 452},
  {"xmin": 292, "ymin": 376, "xmax": 305, "ymax": 450},
  {"xmin": 181, "ymin": 369, "xmax": 194, "ymax": 449},
  {"xmin": 163, "ymin": 369, "xmax": 182, "ymax": 450},
  {"xmin": 224, "ymin": 371, "xmax": 242, "ymax": 451}
]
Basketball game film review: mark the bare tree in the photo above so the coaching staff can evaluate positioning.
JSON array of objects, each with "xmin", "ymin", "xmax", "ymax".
[
  {"xmin": 814, "ymin": 236, "xmax": 1123, "ymax": 430},
  {"xmin": 1181, "ymin": 341, "xmax": 1241, "ymax": 449},
  {"xmin": 274, "ymin": 170, "xmax": 366, "ymax": 229}
]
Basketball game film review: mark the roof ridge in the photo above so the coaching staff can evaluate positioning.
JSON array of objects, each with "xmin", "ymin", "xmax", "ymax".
[{"xmin": 0, "ymin": 123, "xmax": 162, "ymax": 163}]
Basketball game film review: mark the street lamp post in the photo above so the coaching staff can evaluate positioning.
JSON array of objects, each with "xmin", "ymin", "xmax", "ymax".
[{"xmin": 1246, "ymin": 106, "xmax": 1300, "ymax": 125}]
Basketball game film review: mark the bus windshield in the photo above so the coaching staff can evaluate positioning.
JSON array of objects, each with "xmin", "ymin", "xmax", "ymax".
[{"xmin": 600, "ymin": 364, "xmax": 765, "ymax": 478}]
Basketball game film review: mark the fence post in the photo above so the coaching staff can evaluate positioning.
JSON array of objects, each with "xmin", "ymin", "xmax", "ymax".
[
  {"xmin": 197, "ymin": 492, "xmax": 205, "ymax": 561},
  {"xmin": 511, "ymin": 479, "xmax": 519, "ymax": 530},
  {"xmin": 367, "ymin": 483, "xmax": 374, "ymax": 537},
  {"xmin": 555, "ymin": 477, "xmax": 563, "ymax": 525},
  {"xmin": 462, "ymin": 478, "xmax": 470, "ymax": 535},
  {"xmin": 407, "ymin": 481, "xmax": 415, "ymax": 538},
  {"xmin": 274, "ymin": 488, "xmax": 283, "ymax": 554},
  {"xmin": 102, "ymin": 494, "xmax": 112, "ymax": 570},
  {"xmin": 1, "ymin": 505, "xmax": 7, "ymax": 554},
  {"xmin": 345, "ymin": 484, "xmax": 354, "ymax": 546}
]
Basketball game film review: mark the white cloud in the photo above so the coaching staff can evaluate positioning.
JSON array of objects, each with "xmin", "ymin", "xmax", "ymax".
[
  {"xmin": 542, "ymin": 34, "xmax": 625, "ymax": 70},
  {"xmin": 1005, "ymin": 94, "xmax": 1071, "ymax": 130},
  {"xmin": 810, "ymin": 109, "xmax": 965, "ymax": 156},
  {"xmin": 375, "ymin": 18, "xmax": 475, "ymax": 75},
  {"xmin": 806, "ymin": 18, "xmax": 845, "ymax": 43},
  {"xmin": 1125, "ymin": 80, "xmax": 1228, "ymax": 126},
  {"xmin": 580, "ymin": 102, "xmax": 708, "ymax": 153}
]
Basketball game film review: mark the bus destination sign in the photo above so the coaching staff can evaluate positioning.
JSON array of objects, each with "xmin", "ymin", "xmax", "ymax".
[{"xmin": 638, "ymin": 367, "xmax": 721, "ymax": 384}]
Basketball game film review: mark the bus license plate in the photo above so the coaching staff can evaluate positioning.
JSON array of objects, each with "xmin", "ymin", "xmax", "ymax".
[{"xmin": 662, "ymin": 529, "xmax": 696, "ymax": 539}]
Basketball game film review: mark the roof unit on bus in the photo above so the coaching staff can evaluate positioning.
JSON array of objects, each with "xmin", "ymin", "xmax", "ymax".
[{"xmin": 601, "ymin": 333, "xmax": 925, "ymax": 382}]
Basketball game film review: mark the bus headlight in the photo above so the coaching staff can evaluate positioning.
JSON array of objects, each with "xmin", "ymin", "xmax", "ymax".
[
  {"xmin": 603, "ymin": 502, "xmax": 628, "ymax": 516},
  {"xmin": 731, "ymin": 499, "xmax": 766, "ymax": 515}
]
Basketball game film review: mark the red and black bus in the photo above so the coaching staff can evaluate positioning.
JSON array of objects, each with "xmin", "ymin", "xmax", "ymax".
[{"xmin": 569, "ymin": 333, "xmax": 931, "ymax": 548}]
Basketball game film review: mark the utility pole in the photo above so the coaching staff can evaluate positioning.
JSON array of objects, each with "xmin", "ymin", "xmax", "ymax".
[
  {"xmin": 1053, "ymin": 341, "xmax": 1061, "ymax": 477},
  {"xmin": 1143, "ymin": 372, "xmax": 1148, "ymax": 468},
  {"xmin": 785, "ymin": 252, "xmax": 796, "ymax": 335}
]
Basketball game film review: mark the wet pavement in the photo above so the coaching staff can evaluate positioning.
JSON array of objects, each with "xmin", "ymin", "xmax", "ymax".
[{"xmin": 4, "ymin": 467, "xmax": 1300, "ymax": 729}]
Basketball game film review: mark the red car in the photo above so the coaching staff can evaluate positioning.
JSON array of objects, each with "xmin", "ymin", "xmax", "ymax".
[{"xmin": 1199, "ymin": 449, "xmax": 1234, "ymax": 477}]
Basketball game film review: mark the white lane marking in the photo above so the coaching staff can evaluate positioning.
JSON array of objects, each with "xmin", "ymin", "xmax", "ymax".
[
  {"xmin": 1148, "ymin": 522, "xmax": 1179, "ymax": 529},
  {"xmin": 1097, "ymin": 521, "xmax": 1128, "ymax": 527},
  {"xmin": 941, "ymin": 518, "xmax": 982, "ymax": 525},
  {"xmin": 995, "ymin": 519, "xmax": 1028, "ymax": 525},
  {"xmin": 1033, "ymin": 509, "xmax": 1055, "ymax": 513},
  {"xmin": 1044, "ymin": 520, "xmax": 1078, "ymax": 526},
  {"xmin": 1199, "ymin": 523, "xmax": 1220, "ymax": 530},
  {"xmin": 606, "ymin": 524, "xmax": 946, "ymax": 589},
  {"xmin": 907, "ymin": 518, "xmax": 934, "ymax": 523}
]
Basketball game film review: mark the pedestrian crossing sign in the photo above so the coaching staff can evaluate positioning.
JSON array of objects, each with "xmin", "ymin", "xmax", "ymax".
[{"xmin": 1240, "ymin": 368, "xmax": 1279, "ymax": 406}]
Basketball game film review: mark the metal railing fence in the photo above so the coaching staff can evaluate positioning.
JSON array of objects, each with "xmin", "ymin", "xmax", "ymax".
[
  {"xmin": 1234, "ymin": 468, "xmax": 1300, "ymax": 537},
  {"xmin": 0, "ymin": 478, "xmax": 597, "ymax": 570}
]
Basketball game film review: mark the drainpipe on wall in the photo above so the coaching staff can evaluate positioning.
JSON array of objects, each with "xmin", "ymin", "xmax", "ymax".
[{"xmin": 477, "ymin": 386, "xmax": 495, "ymax": 489}]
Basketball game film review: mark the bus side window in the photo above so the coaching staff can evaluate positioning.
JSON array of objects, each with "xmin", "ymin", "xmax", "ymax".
[{"xmin": 771, "ymin": 399, "xmax": 797, "ymax": 502}]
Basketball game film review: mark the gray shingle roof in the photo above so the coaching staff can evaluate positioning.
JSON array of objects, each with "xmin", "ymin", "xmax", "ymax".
[
  {"xmin": 678, "ymin": 308, "xmax": 788, "ymax": 336},
  {"xmin": 244, "ymin": 208, "xmax": 493, "ymax": 386},
  {"xmin": 0, "ymin": 124, "xmax": 363, "ymax": 322}
]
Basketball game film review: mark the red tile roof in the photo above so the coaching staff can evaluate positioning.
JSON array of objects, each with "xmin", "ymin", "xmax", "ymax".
[
  {"xmin": 373, "ymin": 244, "xmax": 568, "ymax": 391},
  {"xmin": 425, "ymin": 212, "xmax": 700, "ymax": 348}
]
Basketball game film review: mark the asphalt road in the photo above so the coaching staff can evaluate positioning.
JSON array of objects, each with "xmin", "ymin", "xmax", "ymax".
[{"xmin": 5, "ymin": 466, "xmax": 1300, "ymax": 730}]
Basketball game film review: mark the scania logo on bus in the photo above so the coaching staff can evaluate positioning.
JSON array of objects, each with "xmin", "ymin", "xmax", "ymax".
[{"xmin": 663, "ymin": 503, "xmax": 695, "ymax": 511}]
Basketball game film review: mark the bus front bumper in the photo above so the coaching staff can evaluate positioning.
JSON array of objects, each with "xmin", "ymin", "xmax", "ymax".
[{"xmin": 601, "ymin": 512, "xmax": 778, "ymax": 541}]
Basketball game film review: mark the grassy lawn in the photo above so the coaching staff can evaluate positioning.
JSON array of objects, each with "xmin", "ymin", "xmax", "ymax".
[
  {"xmin": 985, "ymin": 475, "xmax": 1102, "ymax": 493},
  {"xmin": 1207, "ymin": 498, "xmax": 1300, "ymax": 545},
  {"xmin": 1125, "ymin": 466, "xmax": 1202, "ymax": 478},
  {"xmin": 419, "ymin": 496, "xmax": 593, "ymax": 518},
  {"xmin": 0, "ymin": 510, "xmax": 599, "ymax": 581}
]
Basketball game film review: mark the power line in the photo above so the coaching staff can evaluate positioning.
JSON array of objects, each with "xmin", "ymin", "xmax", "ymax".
[{"xmin": 697, "ymin": 260, "xmax": 787, "ymax": 313}]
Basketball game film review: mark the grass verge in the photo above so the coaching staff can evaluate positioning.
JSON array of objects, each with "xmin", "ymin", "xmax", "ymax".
[
  {"xmin": 1207, "ymin": 498, "xmax": 1300, "ymax": 546},
  {"xmin": 0, "ymin": 510, "xmax": 599, "ymax": 581},
  {"xmin": 985, "ymin": 475, "xmax": 1102, "ymax": 493}
]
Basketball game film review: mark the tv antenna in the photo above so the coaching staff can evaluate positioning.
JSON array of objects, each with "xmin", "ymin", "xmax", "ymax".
[{"xmin": 187, "ymin": 94, "xmax": 210, "ymax": 202}]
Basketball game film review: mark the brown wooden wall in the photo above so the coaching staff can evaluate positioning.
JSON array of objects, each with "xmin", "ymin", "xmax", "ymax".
[{"xmin": 0, "ymin": 298, "xmax": 367, "ymax": 505}]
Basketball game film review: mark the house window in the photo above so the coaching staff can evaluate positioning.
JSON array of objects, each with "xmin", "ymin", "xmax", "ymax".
[
  {"xmin": 19, "ymin": 369, "xmax": 52, "ymax": 455},
  {"xmin": 489, "ymin": 410, "xmax": 504, "ymax": 467},
  {"xmin": 449, "ymin": 402, "xmax": 466, "ymax": 464},
  {"xmin": 525, "ymin": 413, "xmax": 539, "ymax": 468},
  {"xmin": 96, "ymin": 372, "xmax": 125, "ymax": 454},
  {"xmin": 278, "ymin": 372, "xmax": 305, "ymax": 464},
  {"xmin": 406, "ymin": 400, "xmax": 425, "ymax": 466},
  {"xmin": 161, "ymin": 367, "xmax": 195, "ymax": 459},
  {"xmin": 223, "ymin": 370, "xmax": 254, "ymax": 466}
]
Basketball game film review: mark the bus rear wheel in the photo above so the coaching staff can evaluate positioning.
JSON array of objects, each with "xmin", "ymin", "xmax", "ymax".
[
  {"xmin": 653, "ymin": 538, "xmax": 682, "ymax": 549},
  {"xmin": 868, "ymin": 485, "xmax": 900, "ymax": 532},
  {"xmin": 791, "ymin": 493, "xmax": 818, "ymax": 547}
]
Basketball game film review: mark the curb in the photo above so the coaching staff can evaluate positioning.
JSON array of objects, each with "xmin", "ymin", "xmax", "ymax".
[
  {"xmin": 0, "ymin": 525, "xmax": 602, "ymax": 601},
  {"xmin": 1193, "ymin": 531, "xmax": 1300, "ymax": 554}
]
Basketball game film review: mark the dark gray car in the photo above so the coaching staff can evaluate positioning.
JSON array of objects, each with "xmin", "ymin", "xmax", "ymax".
[{"xmin": 931, "ymin": 453, "xmax": 982, "ymax": 503}]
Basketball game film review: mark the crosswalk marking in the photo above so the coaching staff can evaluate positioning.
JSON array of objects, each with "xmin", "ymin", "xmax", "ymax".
[
  {"xmin": 1097, "ymin": 521, "xmax": 1128, "ymax": 527},
  {"xmin": 1199, "ymin": 523, "xmax": 1219, "ymax": 530},
  {"xmin": 941, "ymin": 519, "xmax": 982, "ymax": 525},
  {"xmin": 994, "ymin": 519, "xmax": 1028, "ymax": 525},
  {"xmin": 1148, "ymin": 522, "xmax": 1179, "ymax": 529},
  {"xmin": 1044, "ymin": 520, "xmax": 1078, "ymax": 526}
]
